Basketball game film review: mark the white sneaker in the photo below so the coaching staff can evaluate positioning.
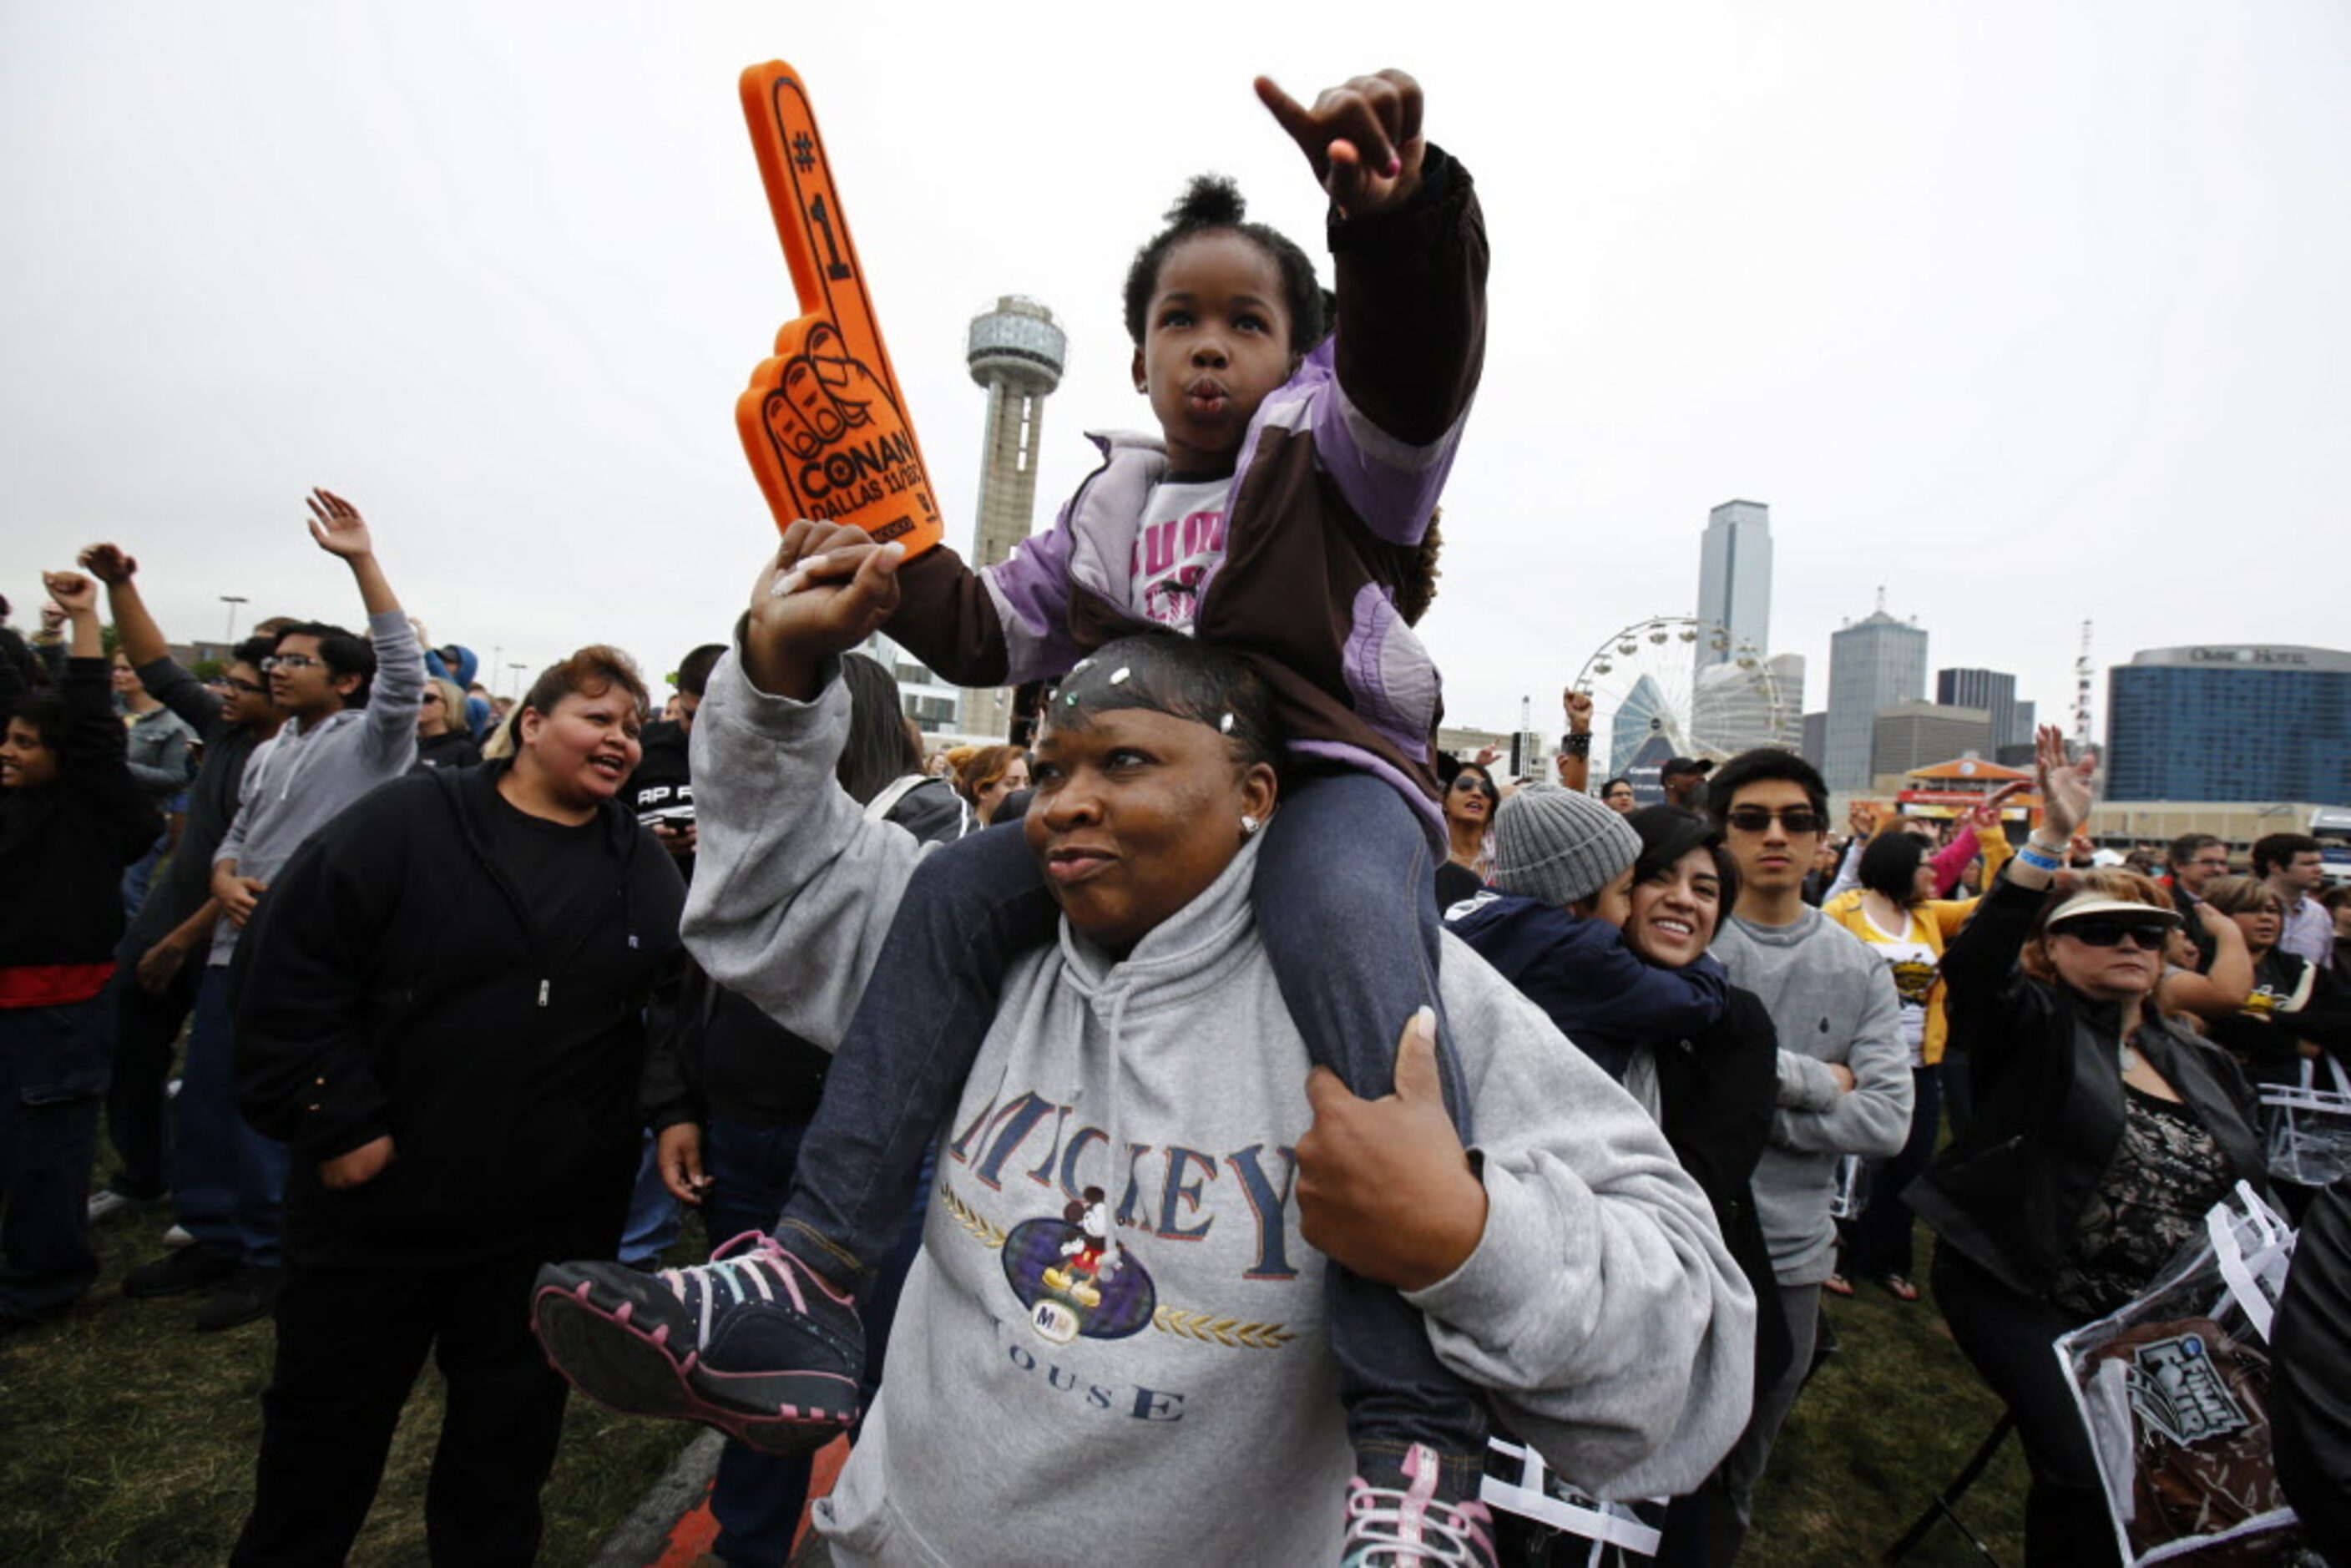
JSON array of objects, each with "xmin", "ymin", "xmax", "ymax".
[
  {"xmin": 163, "ymin": 1224, "xmax": 195, "ymax": 1249},
  {"xmin": 88, "ymin": 1190, "xmax": 139, "ymax": 1223}
]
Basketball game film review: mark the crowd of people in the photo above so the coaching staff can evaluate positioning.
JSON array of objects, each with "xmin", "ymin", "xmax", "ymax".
[{"xmin": 4, "ymin": 58, "xmax": 2348, "ymax": 1568}]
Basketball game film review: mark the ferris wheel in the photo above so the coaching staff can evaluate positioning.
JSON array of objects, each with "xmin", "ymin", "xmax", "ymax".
[{"xmin": 1570, "ymin": 616, "xmax": 1792, "ymax": 777}]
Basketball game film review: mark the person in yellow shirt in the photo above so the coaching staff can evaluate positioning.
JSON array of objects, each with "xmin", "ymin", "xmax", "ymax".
[{"xmin": 1822, "ymin": 803, "xmax": 2011, "ymax": 1299}]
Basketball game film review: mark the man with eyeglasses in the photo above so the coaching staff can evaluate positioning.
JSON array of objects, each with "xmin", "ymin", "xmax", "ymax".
[
  {"xmin": 78, "ymin": 544, "xmax": 287, "ymax": 1232},
  {"xmin": 117, "ymin": 490, "xmax": 423, "ymax": 1333},
  {"xmin": 2165, "ymin": 833, "xmax": 2233, "ymax": 970},
  {"xmin": 1653, "ymin": 748, "xmax": 1908, "ymax": 1565}
]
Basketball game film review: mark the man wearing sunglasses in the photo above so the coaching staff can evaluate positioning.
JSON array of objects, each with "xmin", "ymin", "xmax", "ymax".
[
  {"xmin": 1656, "ymin": 748, "xmax": 1908, "ymax": 1565},
  {"xmin": 78, "ymin": 545, "xmax": 287, "ymax": 1234},
  {"xmin": 115, "ymin": 490, "xmax": 423, "ymax": 1333}
]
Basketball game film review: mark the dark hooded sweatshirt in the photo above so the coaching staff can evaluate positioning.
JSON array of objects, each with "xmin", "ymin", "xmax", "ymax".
[{"xmin": 233, "ymin": 760, "xmax": 684, "ymax": 1268}]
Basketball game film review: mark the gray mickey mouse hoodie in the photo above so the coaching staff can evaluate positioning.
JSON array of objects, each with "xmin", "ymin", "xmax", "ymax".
[{"xmin": 681, "ymin": 646, "xmax": 1755, "ymax": 1565}]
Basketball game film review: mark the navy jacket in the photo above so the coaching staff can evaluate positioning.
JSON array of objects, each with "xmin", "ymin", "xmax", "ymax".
[{"xmin": 1447, "ymin": 893, "xmax": 1729, "ymax": 1080}]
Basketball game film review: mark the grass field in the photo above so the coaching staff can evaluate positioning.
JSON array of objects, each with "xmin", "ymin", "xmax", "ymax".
[
  {"xmin": 0, "ymin": 1201, "xmax": 702, "ymax": 1566},
  {"xmin": 3, "ymin": 1198, "xmax": 2027, "ymax": 1566}
]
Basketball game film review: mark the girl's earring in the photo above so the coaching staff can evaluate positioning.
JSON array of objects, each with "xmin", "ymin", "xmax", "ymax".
[{"xmin": 1241, "ymin": 815, "xmax": 1262, "ymax": 837}]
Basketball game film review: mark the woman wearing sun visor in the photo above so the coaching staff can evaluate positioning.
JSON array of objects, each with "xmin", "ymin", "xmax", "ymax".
[{"xmin": 1905, "ymin": 726, "xmax": 2272, "ymax": 1567}]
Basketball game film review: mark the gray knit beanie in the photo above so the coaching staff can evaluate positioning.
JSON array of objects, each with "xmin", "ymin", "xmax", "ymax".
[{"xmin": 1489, "ymin": 784, "xmax": 1642, "ymax": 908}]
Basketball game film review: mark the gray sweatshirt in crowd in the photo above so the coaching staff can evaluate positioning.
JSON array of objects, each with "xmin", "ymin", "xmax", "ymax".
[
  {"xmin": 680, "ymin": 648, "xmax": 1757, "ymax": 1561},
  {"xmin": 1710, "ymin": 909, "xmax": 1910, "ymax": 1286},
  {"xmin": 209, "ymin": 609, "xmax": 422, "ymax": 965}
]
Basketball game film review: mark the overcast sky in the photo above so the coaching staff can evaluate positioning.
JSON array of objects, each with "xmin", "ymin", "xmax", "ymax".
[{"xmin": 5, "ymin": 2, "xmax": 2345, "ymax": 746}]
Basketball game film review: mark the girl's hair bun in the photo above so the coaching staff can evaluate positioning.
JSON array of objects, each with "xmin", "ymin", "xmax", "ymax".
[{"xmin": 1166, "ymin": 174, "xmax": 1247, "ymax": 228}]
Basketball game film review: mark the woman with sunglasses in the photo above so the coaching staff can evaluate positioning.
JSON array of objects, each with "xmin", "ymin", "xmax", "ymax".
[
  {"xmin": 411, "ymin": 676, "xmax": 482, "ymax": 773},
  {"xmin": 1438, "ymin": 761, "xmax": 1499, "ymax": 908},
  {"xmin": 2196, "ymin": 873, "xmax": 2351, "ymax": 1092},
  {"xmin": 1910, "ymin": 727, "xmax": 2271, "ymax": 1566}
]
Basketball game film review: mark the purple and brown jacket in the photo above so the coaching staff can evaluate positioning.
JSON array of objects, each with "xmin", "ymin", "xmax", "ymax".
[{"xmin": 885, "ymin": 147, "xmax": 1488, "ymax": 838}]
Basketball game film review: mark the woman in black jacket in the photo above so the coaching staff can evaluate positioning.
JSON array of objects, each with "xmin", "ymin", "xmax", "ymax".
[
  {"xmin": 1618, "ymin": 807, "xmax": 1787, "ymax": 1568},
  {"xmin": 227, "ymin": 645, "xmax": 685, "ymax": 1565},
  {"xmin": 0, "ymin": 572, "xmax": 161, "ymax": 1331},
  {"xmin": 1911, "ymin": 728, "xmax": 2270, "ymax": 1567}
]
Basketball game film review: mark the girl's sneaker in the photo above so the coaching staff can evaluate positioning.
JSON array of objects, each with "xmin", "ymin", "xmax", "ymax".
[
  {"xmin": 1342, "ymin": 1444, "xmax": 1498, "ymax": 1566},
  {"xmin": 531, "ymin": 1232, "xmax": 865, "ymax": 1456}
]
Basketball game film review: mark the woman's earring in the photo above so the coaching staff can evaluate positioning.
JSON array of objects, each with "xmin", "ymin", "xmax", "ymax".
[{"xmin": 1241, "ymin": 815, "xmax": 1262, "ymax": 837}]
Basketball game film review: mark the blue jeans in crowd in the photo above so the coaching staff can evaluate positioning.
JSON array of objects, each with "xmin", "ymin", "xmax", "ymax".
[
  {"xmin": 0, "ymin": 995, "xmax": 110, "ymax": 1321},
  {"xmin": 704, "ymin": 1117, "xmax": 926, "ymax": 1566},
  {"xmin": 772, "ymin": 771, "xmax": 1485, "ymax": 1490},
  {"xmin": 174, "ymin": 965, "xmax": 290, "ymax": 1267},
  {"xmin": 619, "ymin": 1130, "xmax": 681, "ymax": 1268}
]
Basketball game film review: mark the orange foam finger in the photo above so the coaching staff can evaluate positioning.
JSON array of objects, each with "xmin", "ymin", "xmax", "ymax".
[{"xmin": 735, "ymin": 62, "xmax": 942, "ymax": 556}]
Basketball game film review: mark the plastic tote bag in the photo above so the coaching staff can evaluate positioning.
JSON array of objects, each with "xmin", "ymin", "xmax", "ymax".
[
  {"xmin": 2055, "ymin": 1182, "xmax": 2305, "ymax": 1564},
  {"xmin": 2257, "ymin": 1055, "xmax": 2351, "ymax": 1190}
]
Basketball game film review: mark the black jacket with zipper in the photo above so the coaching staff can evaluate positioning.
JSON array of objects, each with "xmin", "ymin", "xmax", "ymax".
[
  {"xmin": 1908, "ymin": 871, "xmax": 2270, "ymax": 1299},
  {"xmin": 233, "ymin": 760, "xmax": 685, "ymax": 1269},
  {"xmin": 1655, "ymin": 986, "xmax": 1793, "ymax": 1399}
]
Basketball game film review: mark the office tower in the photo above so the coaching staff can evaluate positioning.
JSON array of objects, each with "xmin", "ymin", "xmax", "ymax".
[
  {"xmin": 1824, "ymin": 597, "xmax": 1929, "ymax": 791},
  {"xmin": 961, "ymin": 296, "xmax": 1066, "ymax": 736},
  {"xmin": 1937, "ymin": 667, "xmax": 2030, "ymax": 752},
  {"xmin": 2106, "ymin": 645, "xmax": 2351, "ymax": 802},
  {"xmin": 1696, "ymin": 500, "xmax": 1772, "ymax": 667}
]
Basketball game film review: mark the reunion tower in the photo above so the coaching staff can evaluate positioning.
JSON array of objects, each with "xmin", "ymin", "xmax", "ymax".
[{"xmin": 961, "ymin": 296, "xmax": 1066, "ymax": 737}]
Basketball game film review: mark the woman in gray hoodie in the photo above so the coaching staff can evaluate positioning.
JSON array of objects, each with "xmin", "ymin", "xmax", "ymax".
[{"xmin": 535, "ymin": 528, "xmax": 1757, "ymax": 1565}]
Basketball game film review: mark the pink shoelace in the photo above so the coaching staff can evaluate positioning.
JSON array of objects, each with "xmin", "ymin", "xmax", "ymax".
[{"xmin": 1342, "ymin": 1443, "xmax": 1497, "ymax": 1566}]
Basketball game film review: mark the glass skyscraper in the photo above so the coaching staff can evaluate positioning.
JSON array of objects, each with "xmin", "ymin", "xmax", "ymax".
[
  {"xmin": 2105, "ymin": 646, "xmax": 2351, "ymax": 802},
  {"xmin": 1696, "ymin": 500, "xmax": 1772, "ymax": 666},
  {"xmin": 1824, "ymin": 608, "xmax": 1929, "ymax": 791}
]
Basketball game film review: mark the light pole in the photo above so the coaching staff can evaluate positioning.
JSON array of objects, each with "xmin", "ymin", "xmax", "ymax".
[
  {"xmin": 220, "ymin": 594, "xmax": 249, "ymax": 649},
  {"xmin": 507, "ymin": 662, "xmax": 528, "ymax": 699}
]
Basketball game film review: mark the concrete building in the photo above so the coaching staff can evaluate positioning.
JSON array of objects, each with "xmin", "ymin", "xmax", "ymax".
[
  {"xmin": 1767, "ymin": 652, "xmax": 1806, "ymax": 751},
  {"xmin": 1696, "ymin": 500, "xmax": 1772, "ymax": 667},
  {"xmin": 1824, "ymin": 602, "xmax": 1929, "ymax": 792},
  {"xmin": 1937, "ymin": 668, "xmax": 2034, "ymax": 752},
  {"xmin": 2106, "ymin": 645, "xmax": 2351, "ymax": 803},
  {"xmin": 1802, "ymin": 711, "xmax": 1828, "ymax": 768},
  {"xmin": 1871, "ymin": 701, "xmax": 1994, "ymax": 784},
  {"xmin": 959, "ymin": 296, "xmax": 1066, "ymax": 737},
  {"xmin": 860, "ymin": 631, "xmax": 967, "ymax": 741}
]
